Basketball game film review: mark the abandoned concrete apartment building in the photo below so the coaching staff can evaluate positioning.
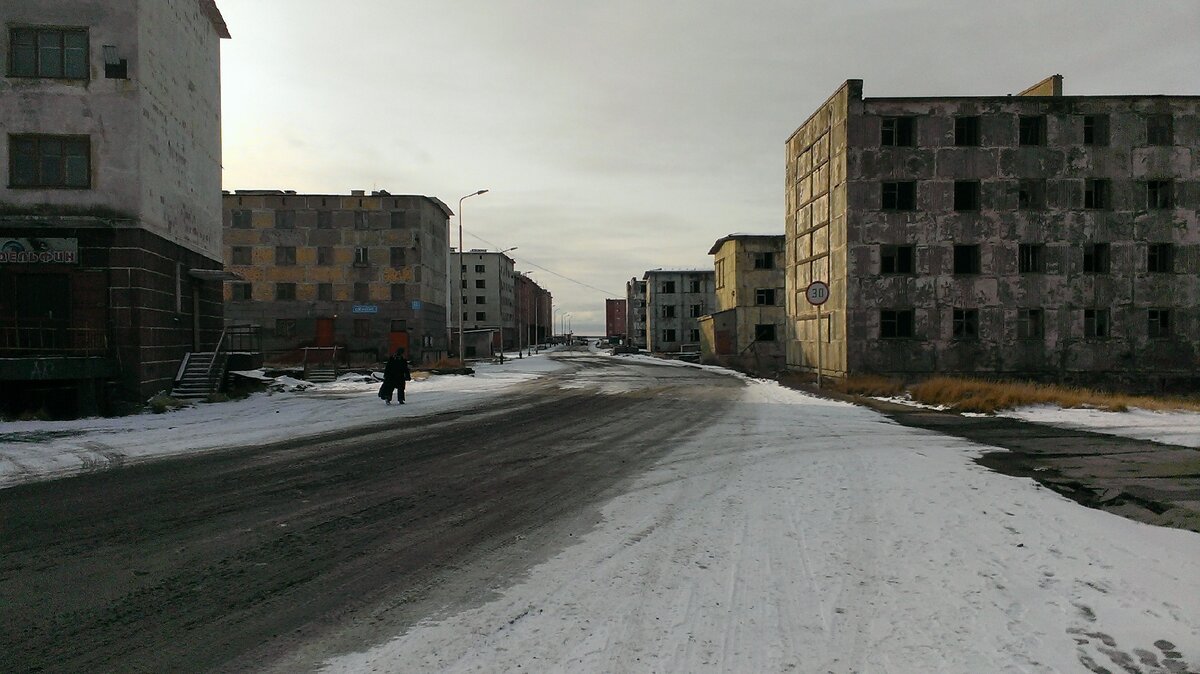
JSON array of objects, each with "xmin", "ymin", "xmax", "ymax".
[
  {"xmin": 222, "ymin": 190, "xmax": 451, "ymax": 365},
  {"xmin": 641, "ymin": 269, "xmax": 715, "ymax": 353},
  {"xmin": 0, "ymin": 0, "xmax": 230, "ymax": 417},
  {"xmin": 786, "ymin": 76, "xmax": 1199, "ymax": 388},
  {"xmin": 700, "ymin": 234, "xmax": 786, "ymax": 373},
  {"xmin": 450, "ymin": 249, "xmax": 553, "ymax": 357}
]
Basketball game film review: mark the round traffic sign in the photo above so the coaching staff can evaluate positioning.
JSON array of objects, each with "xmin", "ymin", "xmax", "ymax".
[{"xmin": 805, "ymin": 280, "xmax": 830, "ymax": 306}]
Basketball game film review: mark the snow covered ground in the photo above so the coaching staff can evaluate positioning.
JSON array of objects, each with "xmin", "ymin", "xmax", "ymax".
[
  {"xmin": 876, "ymin": 395, "xmax": 1200, "ymax": 448},
  {"xmin": 4, "ymin": 351, "xmax": 1198, "ymax": 672},
  {"xmin": 1002, "ymin": 405, "xmax": 1200, "ymax": 449},
  {"xmin": 0, "ymin": 354, "xmax": 569, "ymax": 489},
  {"xmin": 320, "ymin": 376, "xmax": 1200, "ymax": 673}
]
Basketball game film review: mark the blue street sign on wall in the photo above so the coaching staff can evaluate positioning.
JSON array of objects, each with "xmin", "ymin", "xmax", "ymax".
[
  {"xmin": 352, "ymin": 304, "xmax": 379, "ymax": 314},
  {"xmin": 411, "ymin": 300, "xmax": 422, "ymax": 312}
]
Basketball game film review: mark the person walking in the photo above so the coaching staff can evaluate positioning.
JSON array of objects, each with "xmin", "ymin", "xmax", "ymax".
[{"xmin": 378, "ymin": 348, "xmax": 411, "ymax": 405}]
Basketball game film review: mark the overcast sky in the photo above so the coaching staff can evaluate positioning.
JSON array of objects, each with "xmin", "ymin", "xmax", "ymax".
[{"xmin": 218, "ymin": 1, "xmax": 1200, "ymax": 334}]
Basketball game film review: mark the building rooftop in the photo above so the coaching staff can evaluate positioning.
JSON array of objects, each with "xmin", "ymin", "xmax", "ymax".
[
  {"xmin": 707, "ymin": 233, "xmax": 784, "ymax": 255},
  {"xmin": 223, "ymin": 189, "xmax": 453, "ymax": 218}
]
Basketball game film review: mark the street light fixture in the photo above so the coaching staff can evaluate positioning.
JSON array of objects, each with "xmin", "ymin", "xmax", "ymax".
[{"xmin": 457, "ymin": 189, "xmax": 488, "ymax": 362}]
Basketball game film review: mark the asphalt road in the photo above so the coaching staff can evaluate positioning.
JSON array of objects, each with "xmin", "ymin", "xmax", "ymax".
[{"xmin": 0, "ymin": 353, "xmax": 741, "ymax": 673}]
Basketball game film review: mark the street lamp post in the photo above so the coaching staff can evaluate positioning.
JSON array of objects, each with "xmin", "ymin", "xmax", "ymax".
[
  {"xmin": 552, "ymin": 308, "xmax": 561, "ymax": 345},
  {"xmin": 495, "ymin": 247, "xmax": 517, "ymax": 364},
  {"xmin": 457, "ymin": 189, "xmax": 488, "ymax": 363}
]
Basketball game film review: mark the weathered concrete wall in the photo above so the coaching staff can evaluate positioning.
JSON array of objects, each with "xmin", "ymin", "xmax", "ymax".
[
  {"xmin": 711, "ymin": 235, "xmax": 786, "ymax": 368},
  {"xmin": 0, "ymin": 0, "xmax": 142, "ymax": 218},
  {"xmin": 842, "ymin": 93, "xmax": 1200, "ymax": 385},
  {"xmin": 0, "ymin": 0, "xmax": 225, "ymax": 261},
  {"xmin": 626, "ymin": 278, "xmax": 647, "ymax": 348},
  {"xmin": 136, "ymin": 0, "xmax": 225, "ymax": 260},
  {"xmin": 222, "ymin": 192, "xmax": 450, "ymax": 362},
  {"xmin": 643, "ymin": 270, "xmax": 715, "ymax": 352},
  {"xmin": 451, "ymin": 250, "xmax": 517, "ymax": 349},
  {"xmin": 785, "ymin": 80, "xmax": 857, "ymax": 378}
]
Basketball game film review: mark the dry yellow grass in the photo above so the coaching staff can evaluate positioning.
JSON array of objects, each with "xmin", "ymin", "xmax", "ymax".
[
  {"xmin": 428, "ymin": 357, "xmax": 465, "ymax": 369},
  {"xmin": 907, "ymin": 376, "xmax": 1200, "ymax": 414}
]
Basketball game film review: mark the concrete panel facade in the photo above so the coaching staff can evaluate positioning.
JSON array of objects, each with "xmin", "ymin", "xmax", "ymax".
[
  {"xmin": 705, "ymin": 234, "xmax": 786, "ymax": 374},
  {"xmin": 222, "ymin": 191, "xmax": 450, "ymax": 365},
  {"xmin": 786, "ymin": 78, "xmax": 1200, "ymax": 389},
  {"xmin": 642, "ymin": 269, "xmax": 715, "ymax": 353}
]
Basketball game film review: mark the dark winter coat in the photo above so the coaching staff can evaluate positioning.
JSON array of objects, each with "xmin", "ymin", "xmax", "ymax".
[{"xmin": 383, "ymin": 354, "xmax": 410, "ymax": 385}]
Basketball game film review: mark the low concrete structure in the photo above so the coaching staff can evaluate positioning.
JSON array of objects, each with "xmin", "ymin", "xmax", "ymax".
[{"xmin": 699, "ymin": 234, "xmax": 785, "ymax": 375}]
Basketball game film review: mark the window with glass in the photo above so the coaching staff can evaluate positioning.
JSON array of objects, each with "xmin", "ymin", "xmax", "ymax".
[
  {"xmin": 8, "ymin": 135, "xmax": 90, "ymax": 188},
  {"xmin": 9, "ymin": 27, "xmax": 88, "ymax": 79},
  {"xmin": 354, "ymin": 247, "xmax": 369, "ymax": 266},
  {"xmin": 755, "ymin": 289, "xmax": 776, "ymax": 306},
  {"xmin": 689, "ymin": 304, "xmax": 703, "ymax": 317}
]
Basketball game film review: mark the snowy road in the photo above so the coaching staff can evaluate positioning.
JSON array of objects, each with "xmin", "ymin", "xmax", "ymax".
[{"xmin": 2, "ymin": 353, "xmax": 1199, "ymax": 673}]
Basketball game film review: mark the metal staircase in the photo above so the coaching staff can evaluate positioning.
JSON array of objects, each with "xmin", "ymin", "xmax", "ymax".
[
  {"xmin": 301, "ymin": 346, "xmax": 341, "ymax": 383},
  {"xmin": 170, "ymin": 328, "xmax": 230, "ymax": 401}
]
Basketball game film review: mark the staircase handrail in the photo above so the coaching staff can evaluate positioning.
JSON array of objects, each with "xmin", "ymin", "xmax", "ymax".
[{"xmin": 203, "ymin": 327, "xmax": 229, "ymax": 393}]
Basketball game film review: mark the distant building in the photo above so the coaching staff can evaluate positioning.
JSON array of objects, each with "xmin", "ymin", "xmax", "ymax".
[
  {"xmin": 625, "ymin": 278, "xmax": 647, "ymax": 349},
  {"xmin": 699, "ymin": 234, "xmax": 785, "ymax": 374},
  {"xmin": 450, "ymin": 249, "xmax": 517, "ymax": 356},
  {"xmin": 605, "ymin": 298, "xmax": 627, "ymax": 341},
  {"xmin": 222, "ymin": 190, "xmax": 451, "ymax": 365},
  {"xmin": 515, "ymin": 272, "xmax": 552, "ymax": 348},
  {"xmin": 786, "ymin": 76, "xmax": 1200, "ymax": 389},
  {"xmin": 642, "ymin": 269, "xmax": 715, "ymax": 353},
  {"xmin": 0, "ymin": 0, "xmax": 231, "ymax": 417}
]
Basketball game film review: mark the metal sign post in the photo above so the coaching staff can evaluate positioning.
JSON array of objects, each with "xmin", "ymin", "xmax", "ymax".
[{"xmin": 805, "ymin": 280, "xmax": 830, "ymax": 388}]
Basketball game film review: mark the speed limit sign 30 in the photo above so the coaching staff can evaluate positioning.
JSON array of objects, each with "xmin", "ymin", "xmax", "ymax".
[{"xmin": 805, "ymin": 280, "xmax": 830, "ymax": 306}]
